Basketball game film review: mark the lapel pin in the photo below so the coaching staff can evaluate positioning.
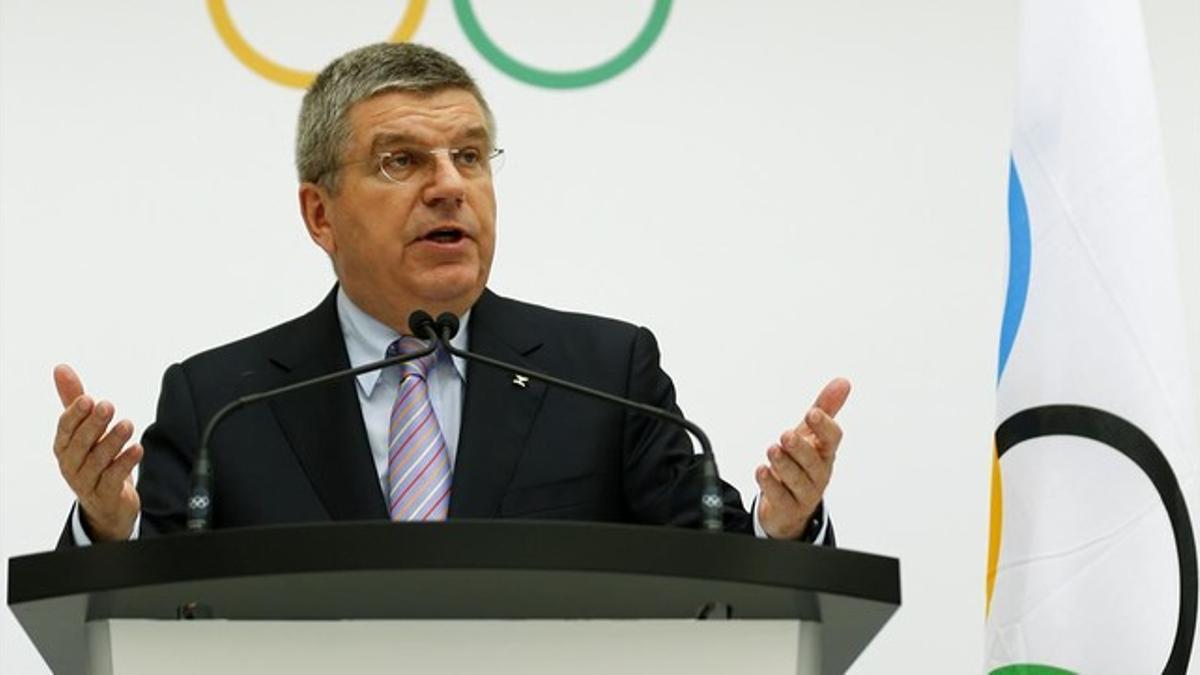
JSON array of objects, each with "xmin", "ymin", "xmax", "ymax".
[{"xmin": 512, "ymin": 374, "xmax": 530, "ymax": 388}]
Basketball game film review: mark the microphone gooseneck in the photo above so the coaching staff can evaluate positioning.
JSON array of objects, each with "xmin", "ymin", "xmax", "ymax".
[
  {"xmin": 419, "ymin": 312, "xmax": 725, "ymax": 532},
  {"xmin": 186, "ymin": 310, "xmax": 440, "ymax": 531}
]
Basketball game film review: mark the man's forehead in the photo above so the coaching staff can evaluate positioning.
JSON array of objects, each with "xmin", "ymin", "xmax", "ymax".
[{"xmin": 349, "ymin": 89, "xmax": 490, "ymax": 143}]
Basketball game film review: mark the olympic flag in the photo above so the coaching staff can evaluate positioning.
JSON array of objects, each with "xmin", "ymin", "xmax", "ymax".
[{"xmin": 985, "ymin": 0, "xmax": 1199, "ymax": 673}]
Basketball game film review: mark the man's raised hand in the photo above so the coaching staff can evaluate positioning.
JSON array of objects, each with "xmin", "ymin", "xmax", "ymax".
[
  {"xmin": 52, "ymin": 364, "xmax": 142, "ymax": 542},
  {"xmin": 755, "ymin": 377, "xmax": 851, "ymax": 540}
]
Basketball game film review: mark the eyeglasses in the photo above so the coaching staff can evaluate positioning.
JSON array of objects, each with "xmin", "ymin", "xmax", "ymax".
[{"xmin": 373, "ymin": 146, "xmax": 506, "ymax": 184}]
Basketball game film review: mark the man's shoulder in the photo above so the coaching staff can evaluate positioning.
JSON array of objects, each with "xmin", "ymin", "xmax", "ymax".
[
  {"xmin": 478, "ymin": 289, "xmax": 647, "ymax": 346},
  {"xmin": 176, "ymin": 289, "xmax": 338, "ymax": 375}
]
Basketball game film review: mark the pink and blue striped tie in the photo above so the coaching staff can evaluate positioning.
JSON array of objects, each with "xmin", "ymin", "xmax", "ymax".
[{"xmin": 386, "ymin": 337, "xmax": 451, "ymax": 521}]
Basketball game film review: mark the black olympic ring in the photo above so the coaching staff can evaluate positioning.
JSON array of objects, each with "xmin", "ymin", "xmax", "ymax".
[{"xmin": 996, "ymin": 405, "xmax": 1196, "ymax": 674}]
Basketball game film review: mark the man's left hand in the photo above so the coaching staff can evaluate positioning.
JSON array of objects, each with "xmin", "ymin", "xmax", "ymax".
[{"xmin": 755, "ymin": 377, "xmax": 851, "ymax": 539}]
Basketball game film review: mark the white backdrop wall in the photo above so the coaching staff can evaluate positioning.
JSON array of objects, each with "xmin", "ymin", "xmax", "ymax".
[{"xmin": 1, "ymin": 1, "xmax": 1196, "ymax": 673}]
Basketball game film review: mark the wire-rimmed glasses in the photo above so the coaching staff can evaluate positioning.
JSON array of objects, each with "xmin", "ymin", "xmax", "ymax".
[{"xmin": 376, "ymin": 146, "xmax": 505, "ymax": 183}]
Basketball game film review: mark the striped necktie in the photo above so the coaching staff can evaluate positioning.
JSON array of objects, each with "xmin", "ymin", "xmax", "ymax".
[{"xmin": 385, "ymin": 337, "xmax": 451, "ymax": 521}]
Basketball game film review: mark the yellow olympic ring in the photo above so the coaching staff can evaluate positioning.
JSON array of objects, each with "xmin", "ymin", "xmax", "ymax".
[{"xmin": 206, "ymin": 0, "xmax": 428, "ymax": 88}]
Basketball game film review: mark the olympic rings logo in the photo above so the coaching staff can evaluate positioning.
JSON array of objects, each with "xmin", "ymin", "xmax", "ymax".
[{"xmin": 206, "ymin": 0, "xmax": 672, "ymax": 90}]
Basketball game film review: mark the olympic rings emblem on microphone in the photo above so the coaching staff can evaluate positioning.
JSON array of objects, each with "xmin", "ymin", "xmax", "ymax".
[{"xmin": 206, "ymin": 0, "xmax": 672, "ymax": 90}]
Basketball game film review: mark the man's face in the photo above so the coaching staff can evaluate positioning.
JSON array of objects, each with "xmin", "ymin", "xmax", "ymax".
[{"xmin": 300, "ymin": 88, "xmax": 497, "ymax": 328}]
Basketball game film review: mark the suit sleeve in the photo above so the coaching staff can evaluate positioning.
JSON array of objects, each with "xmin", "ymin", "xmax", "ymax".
[
  {"xmin": 136, "ymin": 362, "xmax": 204, "ymax": 537},
  {"xmin": 619, "ymin": 326, "xmax": 754, "ymax": 534}
]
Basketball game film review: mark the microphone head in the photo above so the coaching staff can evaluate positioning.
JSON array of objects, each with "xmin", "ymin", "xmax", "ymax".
[
  {"xmin": 407, "ymin": 310, "xmax": 437, "ymax": 339},
  {"xmin": 435, "ymin": 312, "xmax": 461, "ymax": 340}
]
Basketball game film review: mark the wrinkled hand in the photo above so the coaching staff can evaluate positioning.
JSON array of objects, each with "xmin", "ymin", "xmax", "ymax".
[
  {"xmin": 755, "ymin": 378, "xmax": 851, "ymax": 539},
  {"xmin": 52, "ymin": 364, "xmax": 142, "ymax": 542}
]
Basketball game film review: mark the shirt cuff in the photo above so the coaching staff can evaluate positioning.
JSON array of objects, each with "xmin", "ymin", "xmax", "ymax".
[
  {"xmin": 752, "ymin": 495, "xmax": 829, "ymax": 544},
  {"xmin": 70, "ymin": 502, "xmax": 140, "ymax": 546}
]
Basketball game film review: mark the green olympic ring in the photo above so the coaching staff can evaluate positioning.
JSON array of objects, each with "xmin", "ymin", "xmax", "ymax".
[{"xmin": 453, "ymin": 0, "xmax": 672, "ymax": 89}]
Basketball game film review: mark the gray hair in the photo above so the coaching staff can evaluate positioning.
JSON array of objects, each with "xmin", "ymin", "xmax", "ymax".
[{"xmin": 295, "ymin": 42, "xmax": 495, "ymax": 191}]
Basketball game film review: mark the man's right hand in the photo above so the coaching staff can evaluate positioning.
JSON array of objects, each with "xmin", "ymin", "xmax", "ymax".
[{"xmin": 53, "ymin": 364, "xmax": 143, "ymax": 542}]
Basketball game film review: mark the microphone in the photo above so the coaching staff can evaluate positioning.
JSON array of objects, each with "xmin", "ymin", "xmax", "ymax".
[
  {"xmin": 408, "ymin": 310, "xmax": 438, "ymax": 340},
  {"xmin": 422, "ymin": 312, "xmax": 725, "ymax": 532},
  {"xmin": 186, "ymin": 316, "xmax": 439, "ymax": 531}
]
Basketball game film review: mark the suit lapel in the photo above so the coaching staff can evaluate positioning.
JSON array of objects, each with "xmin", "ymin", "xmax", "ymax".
[
  {"xmin": 450, "ymin": 290, "xmax": 548, "ymax": 518},
  {"xmin": 265, "ymin": 288, "xmax": 388, "ymax": 521}
]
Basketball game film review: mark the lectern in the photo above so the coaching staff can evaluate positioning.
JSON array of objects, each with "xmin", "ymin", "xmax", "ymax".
[{"xmin": 8, "ymin": 521, "xmax": 899, "ymax": 674}]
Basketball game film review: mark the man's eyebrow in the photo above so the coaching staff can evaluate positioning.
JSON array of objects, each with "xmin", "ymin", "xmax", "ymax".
[
  {"xmin": 369, "ymin": 127, "xmax": 492, "ymax": 155},
  {"xmin": 369, "ymin": 133, "xmax": 419, "ymax": 155}
]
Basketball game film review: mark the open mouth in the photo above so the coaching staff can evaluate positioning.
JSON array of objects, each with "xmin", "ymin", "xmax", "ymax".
[{"xmin": 421, "ymin": 227, "xmax": 466, "ymax": 244}]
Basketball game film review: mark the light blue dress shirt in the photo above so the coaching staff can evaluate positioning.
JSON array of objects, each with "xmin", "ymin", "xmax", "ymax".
[{"xmin": 335, "ymin": 288, "xmax": 470, "ymax": 499}]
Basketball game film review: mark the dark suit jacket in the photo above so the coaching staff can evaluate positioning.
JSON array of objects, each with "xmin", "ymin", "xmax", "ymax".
[{"xmin": 62, "ymin": 288, "xmax": 778, "ymax": 544}]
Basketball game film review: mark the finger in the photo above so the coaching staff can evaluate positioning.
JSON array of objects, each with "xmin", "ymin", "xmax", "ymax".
[
  {"xmin": 769, "ymin": 441, "xmax": 819, "ymax": 495},
  {"xmin": 755, "ymin": 464, "xmax": 798, "ymax": 511},
  {"xmin": 812, "ymin": 377, "xmax": 852, "ymax": 418},
  {"xmin": 95, "ymin": 443, "xmax": 143, "ymax": 500},
  {"xmin": 805, "ymin": 408, "xmax": 843, "ymax": 459},
  {"xmin": 53, "ymin": 364, "xmax": 86, "ymax": 408},
  {"xmin": 53, "ymin": 395, "xmax": 95, "ymax": 459},
  {"xmin": 779, "ymin": 430, "xmax": 821, "ymax": 473},
  {"xmin": 782, "ymin": 430, "xmax": 834, "ymax": 487},
  {"xmin": 58, "ymin": 400, "xmax": 115, "ymax": 477},
  {"xmin": 75, "ymin": 419, "xmax": 134, "ymax": 495},
  {"xmin": 764, "ymin": 442, "xmax": 786, "ymax": 481}
]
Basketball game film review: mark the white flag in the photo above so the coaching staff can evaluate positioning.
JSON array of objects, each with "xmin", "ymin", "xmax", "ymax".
[{"xmin": 986, "ymin": 0, "xmax": 1199, "ymax": 673}]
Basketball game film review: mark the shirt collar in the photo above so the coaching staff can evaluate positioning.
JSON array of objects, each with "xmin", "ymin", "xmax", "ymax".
[{"xmin": 336, "ymin": 286, "xmax": 470, "ymax": 396}]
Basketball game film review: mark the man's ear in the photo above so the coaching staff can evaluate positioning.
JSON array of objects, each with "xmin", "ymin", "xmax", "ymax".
[{"xmin": 299, "ymin": 182, "xmax": 336, "ymax": 256}]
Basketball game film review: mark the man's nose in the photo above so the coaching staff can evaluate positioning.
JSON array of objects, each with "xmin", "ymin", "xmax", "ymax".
[{"xmin": 422, "ymin": 152, "xmax": 466, "ymax": 206}]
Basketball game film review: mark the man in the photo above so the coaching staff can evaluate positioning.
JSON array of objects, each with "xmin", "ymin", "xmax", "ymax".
[{"xmin": 52, "ymin": 43, "xmax": 848, "ymax": 546}]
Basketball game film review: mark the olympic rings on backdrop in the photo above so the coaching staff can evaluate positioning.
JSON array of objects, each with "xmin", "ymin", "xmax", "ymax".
[
  {"xmin": 452, "ymin": 0, "xmax": 672, "ymax": 89},
  {"xmin": 206, "ymin": 0, "xmax": 428, "ymax": 88},
  {"xmin": 207, "ymin": 0, "xmax": 672, "ymax": 90}
]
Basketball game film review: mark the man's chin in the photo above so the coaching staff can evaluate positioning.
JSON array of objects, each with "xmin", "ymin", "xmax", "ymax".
[{"xmin": 413, "ymin": 271, "xmax": 487, "ymax": 311}]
